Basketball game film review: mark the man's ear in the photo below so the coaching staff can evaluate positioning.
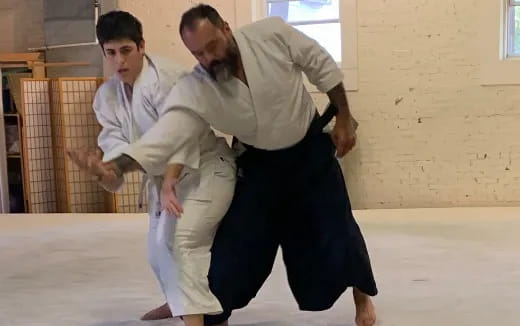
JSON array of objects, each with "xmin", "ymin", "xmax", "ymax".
[
  {"xmin": 138, "ymin": 39, "xmax": 146, "ymax": 53},
  {"xmin": 223, "ymin": 21, "xmax": 231, "ymax": 33}
]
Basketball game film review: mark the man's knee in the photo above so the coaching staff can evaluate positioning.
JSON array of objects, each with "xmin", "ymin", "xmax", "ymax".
[{"xmin": 174, "ymin": 226, "xmax": 215, "ymax": 252}]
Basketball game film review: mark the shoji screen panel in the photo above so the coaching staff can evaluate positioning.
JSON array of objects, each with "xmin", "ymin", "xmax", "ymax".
[
  {"xmin": 113, "ymin": 171, "xmax": 148, "ymax": 213},
  {"xmin": 20, "ymin": 78, "xmax": 56, "ymax": 213},
  {"xmin": 51, "ymin": 78, "xmax": 110, "ymax": 213}
]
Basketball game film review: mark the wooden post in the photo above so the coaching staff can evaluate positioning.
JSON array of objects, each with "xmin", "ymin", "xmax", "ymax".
[{"xmin": 31, "ymin": 61, "xmax": 46, "ymax": 78}]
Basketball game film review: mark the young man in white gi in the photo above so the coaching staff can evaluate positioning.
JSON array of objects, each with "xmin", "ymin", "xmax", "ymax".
[
  {"xmin": 66, "ymin": 11, "xmax": 236, "ymax": 326},
  {"xmin": 102, "ymin": 4, "xmax": 378, "ymax": 326}
]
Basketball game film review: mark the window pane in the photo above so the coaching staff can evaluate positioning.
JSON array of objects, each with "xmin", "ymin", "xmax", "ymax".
[
  {"xmin": 514, "ymin": 6, "xmax": 520, "ymax": 55},
  {"xmin": 268, "ymin": 0, "xmax": 339, "ymax": 23},
  {"xmin": 294, "ymin": 22, "xmax": 341, "ymax": 62}
]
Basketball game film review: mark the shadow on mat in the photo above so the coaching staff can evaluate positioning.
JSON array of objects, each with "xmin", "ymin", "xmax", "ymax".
[
  {"xmin": 92, "ymin": 320, "xmax": 351, "ymax": 326},
  {"xmin": 91, "ymin": 319, "xmax": 180, "ymax": 326},
  {"xmin": 234, "ymin": 323, "xmax": 352, "ymax": 326}
]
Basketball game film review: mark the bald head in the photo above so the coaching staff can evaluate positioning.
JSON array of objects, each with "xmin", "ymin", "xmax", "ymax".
[{"xmin": 179, "ymin": 4, "xmax": 225, "ymax": 36}]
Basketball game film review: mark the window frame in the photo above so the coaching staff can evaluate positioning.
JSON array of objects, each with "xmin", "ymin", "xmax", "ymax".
[
  {"xmin": 255, "ymin": 0, "xmax": 359, "ymax": 91},
  {"xmin": 505, "ymin": 0, "xmax": 520, "ymax": 57},
  {"xmin": 479, "ymin": 0, "xmax": 520, "ymax": 85},
  {"xmin": 264, "ymin": 0, "xmax": 342, "ymax": 62}
]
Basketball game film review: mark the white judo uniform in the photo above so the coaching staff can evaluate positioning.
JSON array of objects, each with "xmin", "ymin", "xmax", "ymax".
[
  {"xmin": 94, "ymin": 54, "xmax": 236, "ymax": 317},
  {"xmin": 119, "ymin": 18, "xmax": 379, "ymax": 325}
]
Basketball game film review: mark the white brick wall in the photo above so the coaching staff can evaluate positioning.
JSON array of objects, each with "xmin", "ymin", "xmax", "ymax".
[
  {"xmin": 118, "ymin": 0, "xmax": 520, "ymax": 209},
  {"xmin": 334, "ymin": 0, "xmax": 520, "ymax": 209}
]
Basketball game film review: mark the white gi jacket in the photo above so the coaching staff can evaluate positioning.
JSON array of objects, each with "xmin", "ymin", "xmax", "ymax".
[
  {"xmin": 123, "ymin": 16, "xmax": 343, "ymax": 160},
  {"xmin": 94, "ymin": 54, "xmax": 233, "ymax": 216}
]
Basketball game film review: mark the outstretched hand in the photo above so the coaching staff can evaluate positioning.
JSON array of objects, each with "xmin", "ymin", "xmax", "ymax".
[{"xmin": 66, "ymin": 147, "xmax": 117, "ymax": 182}]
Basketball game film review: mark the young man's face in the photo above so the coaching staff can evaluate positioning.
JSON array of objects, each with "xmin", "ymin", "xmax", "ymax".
[
  {"xmin": 102, "ymin": 39, "xmax": 145, "ymax": 85},
  {"xmin": 182, "ymin": 18, "xmax": 239, "ymax": 80}
]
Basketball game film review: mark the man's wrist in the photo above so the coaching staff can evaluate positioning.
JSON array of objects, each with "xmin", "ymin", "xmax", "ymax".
[
  {"xmin": 336, "ymin": 111, "xmax": 359, "ymax": 130},
  {"xmin": 112, "ymin": 154, "xmax": 138, "ymax": 176},
  {"xmin": 336, "ymin": 110, "xmax": 351, "ymax": 121}
]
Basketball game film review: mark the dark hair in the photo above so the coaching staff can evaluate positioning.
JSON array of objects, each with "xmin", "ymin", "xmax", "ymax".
[
  {"xmin": 179, "ymin": 4, "xmax": 225, "ymax": 35},
  {"xmin": 96, "ymin": 10, "xmax": 144, "ymax": 48}
]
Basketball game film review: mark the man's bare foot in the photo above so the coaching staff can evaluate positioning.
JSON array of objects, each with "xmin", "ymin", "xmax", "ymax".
[
  {"xmin": 353, "ymin": 288, "xmax": 376, "ymax": 326},
  {"xmin": 140, "ymin": 302, "xmax": 173, "ymax": 320}
]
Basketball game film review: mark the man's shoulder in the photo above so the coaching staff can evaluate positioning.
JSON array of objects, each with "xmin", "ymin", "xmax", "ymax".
[
  {"xmin": 171, "ymin": 65, "xmax": 209, "ymax": 91},
  {"xmin": 147, "ymin": 54, "xmax": 189, "ymax": 80},
  {"xmin": 238, "ymin": 16, "xmax": 287, "ymax": 37},
  {"xmin": 95, "ymin": 77, "xmax": 119, "ymax": 101}
]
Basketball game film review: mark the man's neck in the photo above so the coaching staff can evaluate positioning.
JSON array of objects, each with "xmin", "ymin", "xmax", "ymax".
[
  {"xmin": 127, "ymin": 55, "xmax": 145, "ymax": 87},
  {"xmin": 123, "ymin": 83, "xmax": 133, "ymax": 103},
  {"xmin": 123, "ymin": 55, "xmax": 145, "ymax": 99}
]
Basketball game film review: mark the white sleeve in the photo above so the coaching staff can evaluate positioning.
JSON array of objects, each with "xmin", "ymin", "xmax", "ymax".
[
  {"xmin": 276, "ymin": 17, "xmax": 344, "ymax": 93},
  {"xmin": 122, "ymin": 107, "xmax": 205, "ymax": 176},
  {"xmin": 92, "ymin": 91, "xmax": 126, "ymax": 191}
]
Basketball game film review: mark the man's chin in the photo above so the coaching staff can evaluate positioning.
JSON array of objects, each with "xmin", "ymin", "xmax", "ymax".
[{"xmin": 117, "ymin": 72, "xmax": 132, "ymax": 84}]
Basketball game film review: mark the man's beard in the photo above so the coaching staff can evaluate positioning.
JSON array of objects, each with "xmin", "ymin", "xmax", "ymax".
[{"xmin": 206, "ymin": 39, "xmax": 240, "ymax": 81}]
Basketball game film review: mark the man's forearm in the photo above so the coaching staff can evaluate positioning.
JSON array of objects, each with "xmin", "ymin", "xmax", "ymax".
[
  {"xmin": 110, "ymin": 154, "xmax": 143, "ymax": 177},
  {"xmin": 97, "ymin": 175, "xmax": 124, "ymax": 193},
  {"xmin": 165, "ymin": 163, "xmax": 184, "ymax": 181},
  {"xmin": 327, "ymin": 82, "xmax": 351, "ymax": 118},
  {"xmin": 327, "ymin": 82, "xmax": 358, "ymax": 129}
]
